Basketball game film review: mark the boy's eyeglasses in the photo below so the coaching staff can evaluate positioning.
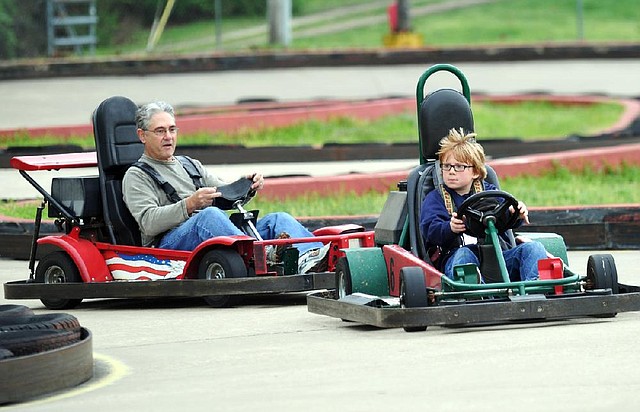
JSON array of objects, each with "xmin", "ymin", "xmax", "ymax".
[
  {"xmin": 440, "ymin": 163, "xmax": 473, "ymax": 172},
  {"xmin": 146, "ymin": 127, "xmax": 179, "ymax": 137}
]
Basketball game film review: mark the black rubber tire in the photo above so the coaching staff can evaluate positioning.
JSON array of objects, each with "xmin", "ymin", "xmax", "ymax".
[
  {"xmin": 0, "ymin": 348, "xmax": 14, "ymax": 360},
  {"xmin": 400, "ymin": 267, "xmax": 429, "ymax": 332},
  {"xmin": 198, "ymin": 248, "xmax": 248, "ymax": 308},
  {"xmin": 0, "ymin": 313, "xmax": 81, "ymax": 333},
  {"xmin": 0, "ymin": 329, "xmax": 81, "ymax": 357},
  {"xmin": 0, "ymin": 304, "xmax": 34, "ymax": 319},
  {"xmin": 587, "ymin": 254, "xmax": 619, "ymax": 294},
  {"xmin": 335, "ymin": 257, "xmax": 353, "ymax": 300},
  {"xmin": 334, "ymin": 257, "xmax": 355, "ymax": 322},
  {"xmin": 35, "ymin": 251, "xmax": 83, "ymax": 310},
  {"xmin": 587, "ymin": 254, "xmax": 619, "ymax": 318}
]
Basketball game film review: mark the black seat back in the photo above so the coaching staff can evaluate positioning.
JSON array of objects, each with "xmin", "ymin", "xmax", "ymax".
[
  {"xmin": 406, "ymin": 89, "xmax": 508, "ymax": 261},
  {"xmin": 418, "ymin": 88, "xmax": 475, "ymax": 164},
  {"xmin": 407, "ymin": 89, "xmax": 475, "ymax": 260},
  {"xmin": 93, "ymin": 96, "xmax": 143, "ymax": 245}
]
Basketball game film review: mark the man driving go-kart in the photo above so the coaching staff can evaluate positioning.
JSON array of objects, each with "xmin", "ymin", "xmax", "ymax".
[
  {"xmin": 123, "ymin": 101, "xmax": 330, "ymax": 274},
  {"xmin": 4, "ymin": 96, "xmax": 375, "ymax": 309}
]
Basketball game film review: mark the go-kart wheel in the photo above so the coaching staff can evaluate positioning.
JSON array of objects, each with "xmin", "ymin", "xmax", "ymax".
[
  {"xmin": 334, "ymin": 257, "xmax": 356, "ymax": 323},
  {"xmin": 457, "ymin": 190, "xmax": 521, "ymax": 238},
  {"xmin": 198, "ymin": 248, "xmax": 248, "ymax": 308},
  {"xmin": 586, "ymin": 254, "xmax": 619, "ymax": 294},
  {"xmin": 586, "ymin": 254, "xmax": 619, "ymax": 318},
  {"xmin": 335, "ymin": 258, "xmax": 352, "ymax": 300},
  {"xmin": 400, "ymin": 267, "xmax": 428, "ymax": 332},
  {"xmin": 35, "ymin": 251, "xmax": 83, "ymax": 310}
]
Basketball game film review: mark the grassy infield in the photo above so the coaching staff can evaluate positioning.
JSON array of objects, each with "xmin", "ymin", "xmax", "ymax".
[
  {"xmin": 2, "ymin": 0, "xmax": 639, "ymax": 218},
  {"xmin": 119, "ymin": 0, "xmax": 639, "ymax": 54}
]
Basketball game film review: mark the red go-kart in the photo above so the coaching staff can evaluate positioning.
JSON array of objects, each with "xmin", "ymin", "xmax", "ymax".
[{"xmin": 4, "ymin": 96, "xmax": 374, "ymax": 309}]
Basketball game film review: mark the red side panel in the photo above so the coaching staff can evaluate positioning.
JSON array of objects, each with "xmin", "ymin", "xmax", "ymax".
[
  {"xmin": 538, "ymin": 257, "xmax": 565, "ymax": 295},
  {"xmin": 383, "ymin": 244, "xmax": 442, "ymax": 296},
  {"xmin": 38, "ymin": 228, "xmax": 112, "ymax": 282},
  {"xmin": 312, "ymin": 224, "xmax": 364, "ymax": 236}
]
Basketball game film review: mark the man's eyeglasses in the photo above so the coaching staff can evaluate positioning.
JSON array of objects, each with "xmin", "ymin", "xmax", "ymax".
[
  {"xmin": 145, "ymin": 127, "xmax": 179, "ymax": 137},
  {"xmin": 440, "ymin": 163, "xmax": 473, "ymax": 172}
]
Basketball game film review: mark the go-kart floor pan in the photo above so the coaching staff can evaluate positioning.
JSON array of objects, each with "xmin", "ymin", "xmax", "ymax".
[{"xmin": 4, "ymin": 272, "xmax": 334, "ymax": 301}]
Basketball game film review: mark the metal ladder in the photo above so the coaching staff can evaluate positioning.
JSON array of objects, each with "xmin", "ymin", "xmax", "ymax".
[{"xmin": 46, "ymin": 0, "xmax": 97, "ymax": 56}]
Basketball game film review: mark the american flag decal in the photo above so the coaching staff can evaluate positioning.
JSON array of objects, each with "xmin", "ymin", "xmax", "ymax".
[{"xmin": 104, "ymin": 251, "xmax": 186, "ymax": 281}]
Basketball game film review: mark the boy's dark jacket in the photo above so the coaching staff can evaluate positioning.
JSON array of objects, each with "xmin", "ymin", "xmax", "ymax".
[{"xmin": 419, "ymin": 181, "xmax": 518, "ymax": 271}]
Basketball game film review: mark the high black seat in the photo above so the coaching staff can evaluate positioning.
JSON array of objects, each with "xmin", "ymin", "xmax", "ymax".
[
  {"xmin": 92, "ymin": 96, "xmax": 143, "ymax": 245},
  {"xmin": 406, "ymin": 88, "xmax": 505, "ymax": 262}
]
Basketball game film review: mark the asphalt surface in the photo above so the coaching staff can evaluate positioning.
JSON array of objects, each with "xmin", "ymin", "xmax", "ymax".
[
  {"xmin": 1, "ymin": 250, "xmax": 639, "ymax": 411},
  {"xmin": 1, "ymin": 59, "xmax": 639, "ymax": 130},
  {"xmin": 1, "ymin": 60, "xmax": 640, "ymax": 409}
]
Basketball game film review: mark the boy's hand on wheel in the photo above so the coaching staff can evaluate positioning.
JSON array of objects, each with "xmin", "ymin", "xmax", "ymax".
[{"xmin": 450, "ymin": 213, "xmax": 466, "ymax": 234}]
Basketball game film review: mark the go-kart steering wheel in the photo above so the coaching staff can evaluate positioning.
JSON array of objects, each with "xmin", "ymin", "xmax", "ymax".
[
  {"xmin": 456, "ymin": 190, "xmax": 522, "ymax": 238},
  {"xmin": 213, "ymin": 177, "xmax": 256, "ymax": 211}
]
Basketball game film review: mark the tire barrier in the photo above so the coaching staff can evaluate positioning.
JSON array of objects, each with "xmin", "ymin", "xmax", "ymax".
[
  {"xmin": 0, "ymin": 305, "xmax": 93, "ymax": 405},
  {"xmin": 0, "ymin": 304, "xmax": 34, "ymax": 319},
  {"xmin": 0, "ymin": 312, "xmax": 81, "ymax": 333}
]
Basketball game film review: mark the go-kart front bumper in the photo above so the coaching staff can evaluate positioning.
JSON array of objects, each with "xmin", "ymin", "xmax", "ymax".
[{"xmin": 307, "ymin": 287, "xmax": 640, "ymax": 329}]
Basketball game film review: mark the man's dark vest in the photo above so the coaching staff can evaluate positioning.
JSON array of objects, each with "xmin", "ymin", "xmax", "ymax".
[{"xmin": 131, "ymin": 156, "xmax": 203, "ymax": 203}]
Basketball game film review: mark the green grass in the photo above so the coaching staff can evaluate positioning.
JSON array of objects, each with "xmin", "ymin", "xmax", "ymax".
[
  {"xmin": 116, "ymin": 0, "xmax": 640, "ymax": 55},
  {"xmin": 473, "ymin": 101, "xmax": 624, "ymax": 139},
  {"xmin": 299, "ymin": 0, "xmax": 392, "ymax": 15},
  {"xmin": 252, "ymin": 164, "xmax": 640, "ymax": 215},
  {"xmin": 501, "ymin": 163, "xmax": 640, "ymax": 207},
  {"xmin": 3, "ymin": 164, "xmax": 639, "ymax": 219},
  {"xmin": 292, "ymin": 0, "xmax": 640, "ymax": 49},
  {"xmin": 0, "ymin": 100, "xmax": 624, "ymax": 149}
]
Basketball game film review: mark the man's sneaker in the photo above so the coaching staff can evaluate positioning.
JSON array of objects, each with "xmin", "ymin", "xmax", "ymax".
[
  {"xmin": 266, "ymin": 232, "xmax": 291, "ymax": 264},
  {"xmin": 298, "ymin": 243, "xmax": 331, "ymax": 274}
]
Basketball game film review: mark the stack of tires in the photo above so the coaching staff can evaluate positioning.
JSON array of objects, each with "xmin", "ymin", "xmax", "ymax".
[{"xmin": 0, "ymin": 304, "xmax": 93, "ymax": 404}]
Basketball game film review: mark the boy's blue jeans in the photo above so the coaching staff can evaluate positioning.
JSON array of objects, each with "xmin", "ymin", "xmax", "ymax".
[
  {"xmin": 444, "ymin": 241, "xmax": 547, "ymax": 281},
  {"xmin": 159, "ymin": 207, "xmax": 322, "ymax": 253}
]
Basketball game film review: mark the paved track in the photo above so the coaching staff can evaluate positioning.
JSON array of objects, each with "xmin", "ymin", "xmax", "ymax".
[
  {"xmin": 1, "ymin": 61, "xmax": 640, "ymax": 409},
  {"xmin": 1, "ymin": 250, "xmax": 639, "ymax": 411},
  {"xmin": 1, "ymin": 59, "xmax": 639, "ymax": 130}
]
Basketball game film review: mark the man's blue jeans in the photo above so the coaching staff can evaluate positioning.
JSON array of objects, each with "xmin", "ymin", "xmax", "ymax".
[
  {"xmin": 444, "ymin": 241, "xmax": 547, "ymax": 281},
  {"xmin": 158, "ymin": 207, "xmax": 322, "ymax": 253}
]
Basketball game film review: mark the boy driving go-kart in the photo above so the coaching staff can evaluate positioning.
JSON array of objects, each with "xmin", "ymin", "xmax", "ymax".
[
  {"xmin": 306, "ymin": 63, "xmax": 640, "ymax": 332},
  {"xmin": 420, "ymin": 127, "xmax": 548, "ymax": 283}
]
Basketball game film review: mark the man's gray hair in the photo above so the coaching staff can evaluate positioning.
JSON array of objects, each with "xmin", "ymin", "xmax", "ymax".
[{"xmin": 136, "ymin": 101, "xmax": 175, "ymax": 130}]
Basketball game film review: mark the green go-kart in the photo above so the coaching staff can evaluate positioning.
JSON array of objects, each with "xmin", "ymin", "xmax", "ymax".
[{"xmin": 307, "ymin": 63, "xmax": 640, "ymax": 332}]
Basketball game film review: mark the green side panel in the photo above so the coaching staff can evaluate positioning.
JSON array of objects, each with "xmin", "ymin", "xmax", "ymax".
[
  {"xmin": 343, "ymin": 248, "xmax": 390, "ymax": 297},
  {"xmin": 453, "ymin": 264, "xmax": 481, "ymax": 286},
  {"xmin": 518, "ymin": 232, "xmax": 569, "ymax": 266}
]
